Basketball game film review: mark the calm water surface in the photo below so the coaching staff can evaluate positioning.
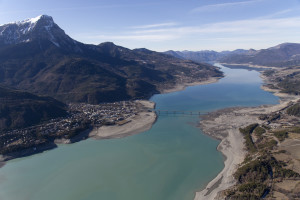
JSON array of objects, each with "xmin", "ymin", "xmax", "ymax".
[{"xmin": 0, "ymin": 64, "xmax": 279, "ymax": 200}]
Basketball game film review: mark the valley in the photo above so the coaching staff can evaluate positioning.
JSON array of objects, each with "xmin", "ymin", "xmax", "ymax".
[{"xmin": 1, "ymin": 11, "xmax": 300, "ymax": 200}]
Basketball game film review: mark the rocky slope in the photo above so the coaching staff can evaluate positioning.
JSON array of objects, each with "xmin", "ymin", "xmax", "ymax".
[{"xmin": 0, "ymin": 86, "xmax": 67, "ymax": 131}]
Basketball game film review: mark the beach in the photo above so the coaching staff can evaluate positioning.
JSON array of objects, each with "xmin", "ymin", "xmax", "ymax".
[
  {"xmin": 89, "ymin": 100, "xmax": 157, "ymax": 139},
  {"xmin": 219, "ymin": 63, "xmax": 277, "ymax": 70},
  {"xmin": 160, "ymin": 77, "xmax": 220, "ymax": 94}
]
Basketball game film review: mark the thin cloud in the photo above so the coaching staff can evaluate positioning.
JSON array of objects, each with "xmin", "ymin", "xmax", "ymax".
[
  {"xmin": 85, "ymin": 34, "xmax": 179, "ymax": 42},
  {"xmin": 135, "ymin": 17, "xmax": 300, "ymax": 35},
  {"xmin": 196, "ymin": 17, "xmax": 300, "ymax": 33},
  {"xmin": 258, "ymin": 8, "xmax": 295, "ymax": 19},
  {"xmin": 131, "ymin": 22, "xmax": 178, "ymax": 29},
  {"xmin": 191, "ymin": 0, "xmax": 263, "ymax": 13},
  {"xmin": 81, "ymin": 16, "xmax": 300, "ymax": 43}
]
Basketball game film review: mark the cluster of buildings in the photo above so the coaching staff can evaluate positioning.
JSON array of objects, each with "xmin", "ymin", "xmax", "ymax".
[
  {"xmin": 0, "ymin": 101, "xmax": 140, "ymax": 153},
  {"xmin": 68, "ymin": 101, "xmax": 137, "ymax": 126}
]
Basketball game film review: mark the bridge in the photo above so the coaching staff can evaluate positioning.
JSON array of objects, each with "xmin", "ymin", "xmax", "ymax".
[{"xmin": 155, "ymin": 110, "xmax": 208, "ymax": 116}]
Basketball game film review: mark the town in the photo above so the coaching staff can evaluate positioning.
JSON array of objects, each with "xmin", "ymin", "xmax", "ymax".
[{"xmin": 0, "ymin": 101, "xmax": 146, "ymax": 155}]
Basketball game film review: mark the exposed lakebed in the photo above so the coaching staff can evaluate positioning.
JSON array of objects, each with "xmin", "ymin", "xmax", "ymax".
[{"xmin": 0, "ymin": 64, "xmax": 278, "ymax": 200}]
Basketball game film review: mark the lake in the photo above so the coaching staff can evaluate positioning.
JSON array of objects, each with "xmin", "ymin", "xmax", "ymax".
[{"xmin": 0, "ymin": 64, "xmax": 279, "ymax": 200}]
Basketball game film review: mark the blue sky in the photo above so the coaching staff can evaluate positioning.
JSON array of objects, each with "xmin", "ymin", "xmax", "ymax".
[{"xmin": 1, "ymin": 0, "xmax": 300, "ymax": 51}]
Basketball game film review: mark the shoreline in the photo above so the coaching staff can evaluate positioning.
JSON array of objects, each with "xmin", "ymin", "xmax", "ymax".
[
  {"xmin": 219, "ymin": 62, "xmax": 277, "ymax": 70},
  {"xmin": 55, "ymin": 100, "xmax": 158, "ymax": 143},
  {"xmin": 160, "ymin": 77, "xmax": 220, "ymax": 94},
  {"xmin": 194, "ymin": 68, "xmax": 300, "ymax": 200},
  {"xmin": 89, "ymin": 100, "xmax": 157, "ymax": 140}
]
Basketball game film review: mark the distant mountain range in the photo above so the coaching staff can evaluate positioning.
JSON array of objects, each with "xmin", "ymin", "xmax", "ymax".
[
  {"xmin": 164, "ymin": 49, "xmax": 256, "ymax": 63},
  {"xmin": 0, "ymin": 15, "xmax": 222, "ymax": 105},
  {"xmin": 220, "ymin": 43, "xmax": 300, "ymax": 67},
  {"xmin": 164, "ymin": 43, "xmax": 300, "ymax": 67}
]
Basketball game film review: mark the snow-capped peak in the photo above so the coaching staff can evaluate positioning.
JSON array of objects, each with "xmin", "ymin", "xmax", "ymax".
[
  {"xmin": 28, "ymin": 15, "xmax": 46, "ymax": 23},
  {"xmin": 1, "ymin": 15, "xmax": 53, "ymax": 27},
  {"xmin": 19, "ymin": 15, "xmax": 53, "ymax": 25},
  {"xmin": 0, "ymin": 15, "xmax": 56, "ymax": 45},
  {"xmin": 0, "ymin": 15, "xmax": 82, "ymax": 52}
]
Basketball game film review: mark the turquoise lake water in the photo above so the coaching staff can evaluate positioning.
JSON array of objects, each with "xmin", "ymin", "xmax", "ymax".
[{"xmin": 0, "ymin": 64, "xmax": 279, "ymax": 200}]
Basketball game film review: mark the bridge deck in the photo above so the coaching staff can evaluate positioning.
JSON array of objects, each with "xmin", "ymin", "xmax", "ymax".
[{"xmin": 155, "ymin": 110, "xmax": 208, "ymax": 116}]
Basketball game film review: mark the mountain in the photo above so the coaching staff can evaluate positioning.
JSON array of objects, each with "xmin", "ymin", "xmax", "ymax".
[
  {"xmin": 165, "ymin": 43, "xmax": 300, "ymax": 67},
  {"xmin": 164, "ymin": 49, "xmax": 256, "ymax": 63},
  {"xmin": 0, "ymin": 15, "xmax": 81, "ymax": 51},
  {"xmin": 0, "ymin": 86, "xmax": 67, "ymax": 131},
  {"xmin": 164, "ymin": 50, "xmax": 219, "ymax": 63},
  {"xmin": 0, "ymin": 15, "xmax": 222, "ymax": 104},
  {"xmin": 219, "ymin": 43, "xmax": 300, "ymax": 67}
]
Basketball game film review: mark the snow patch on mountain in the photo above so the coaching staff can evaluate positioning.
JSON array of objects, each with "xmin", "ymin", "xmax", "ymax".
[
  {"xmin": 0, "ymin": 15, "xmax": 83, "ymax": 52},
  {"xmin": 0, "ymin": 15, "xmax": 57, "ymax": 45}
]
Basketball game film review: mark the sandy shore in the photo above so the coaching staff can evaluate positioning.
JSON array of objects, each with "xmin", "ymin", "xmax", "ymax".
[
  {"xmin": 55, "ymin": 101, "xmax": 157, "ymax": 143},
  {"xmin": 89, "ymin": 100, "xmax": 157, "ymax": 139},
  {"xmin": 161, "ymin": 77, "xmax": 220, "ymax": 94},
  {"xmin": 219, "ymin": 62, "xmax": 277, "ymax": 70},
  {"xmin": 194, "ymin": 74, "xmax": 300, "ymax": 200}
]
